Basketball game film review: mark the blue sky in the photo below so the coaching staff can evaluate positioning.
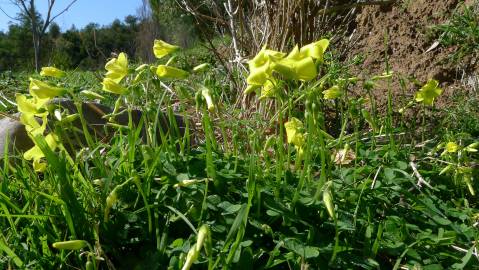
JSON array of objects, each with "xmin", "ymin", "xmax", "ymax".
[{"xmin": 0, "ymin": 0, "xmax": 144, "ymax": 32}]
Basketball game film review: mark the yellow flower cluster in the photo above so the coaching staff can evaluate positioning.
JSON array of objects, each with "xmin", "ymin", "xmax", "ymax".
[
  {"xmin": 17, "ymin": 40, "xmax": 212, "ymax": 172},
  {"xmin": 100, "ymin": 40, "xmax": 194, "ymax": 96},
  {"xmin": 16, "ymin": 72, "xmax": 67, "ymax": 172},
  {"xmin": 245, "ymin": 39, "xmax": 330, "ymax": 99}
]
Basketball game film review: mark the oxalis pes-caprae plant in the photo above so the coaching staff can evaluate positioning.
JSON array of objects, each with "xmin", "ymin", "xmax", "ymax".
[
  {"xmin": 13, "ymin": 38, "xmax": 216, "ymax": 269},
  {"xmin": 11, "ymin": 36, "xmax": 474, "ymax": 269}
]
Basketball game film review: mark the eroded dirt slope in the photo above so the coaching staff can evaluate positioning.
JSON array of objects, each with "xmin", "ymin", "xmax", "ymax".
[{"xmin": 345, "ymin": 0, "xmax": 477, "ymax": 106}]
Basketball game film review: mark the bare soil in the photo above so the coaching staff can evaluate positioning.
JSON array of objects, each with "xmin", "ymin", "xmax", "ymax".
[{"xmin": 345, "ymin": 0, "xmax": 478, "ymax": 108}]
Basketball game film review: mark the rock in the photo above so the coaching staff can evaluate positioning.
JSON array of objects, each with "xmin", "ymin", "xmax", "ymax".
[
  {"xmin": 0, "ymin": 99, "xmax": 189, "ymax": 158},
  {"xmin": 0, "ymin": 113, "xmax": 34, "ymax": 157},
  {"xmin": 48, "ymin": 99, "xmax": 188, "ymax": 146}
]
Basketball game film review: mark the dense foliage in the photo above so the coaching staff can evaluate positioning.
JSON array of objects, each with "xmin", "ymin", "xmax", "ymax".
[
  {"xmin": 1, "ymin": 1, "xmax": 479, "ymax": 269},
  {"xmin": 0, "ymin": 33, "xmax": 478, "ymax": 269}
]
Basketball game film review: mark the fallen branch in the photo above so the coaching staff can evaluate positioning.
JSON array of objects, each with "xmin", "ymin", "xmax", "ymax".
[
  {"xmin": 410, "ymin": 161, "xmax": 433, "ymax": 189},
  {"xmin": 451, "ymin": 244, "xmax": 479, "ymax": 262},
  {"xmin": 314, "ymin": 0, "xmax": 397, "ymax": 17},
  {"xmin": 371, "ymin": 166, "xmax": 382, "ymax": 189}
]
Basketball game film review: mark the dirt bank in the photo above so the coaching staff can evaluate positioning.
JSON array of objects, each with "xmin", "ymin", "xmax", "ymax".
[{"xmin": 345, "ymin": 0, "xmax": 477, "ymax": 107}]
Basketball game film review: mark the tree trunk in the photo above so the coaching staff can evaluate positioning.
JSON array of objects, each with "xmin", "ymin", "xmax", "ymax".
[
  {"xmin": 28, "ymin": 0, "xmax": 41, "ymax": 72},
  {"xmin": 32, "ymin": 33, "xmax": 41, "ymax": 72}
]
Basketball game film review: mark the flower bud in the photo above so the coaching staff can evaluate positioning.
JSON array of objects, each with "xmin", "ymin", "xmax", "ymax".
[
  {"xmin": 80, "ymin": 90, "xmax": 105, "ymax": 100},
  {"xmin": 40, "ymin": 67, "xmax": 66, "ymax": 78},
  {"xmin": 52, "ymin": 240, "xmax": 88, "ymax": 250},
  {"xmin": 193, "ymin": 63, "xmax": 210, "ymax": 73},
  {"xmin": 201, "ymin": 86, "xmax": 215, "ymax": 112},
  {"xmin": 182, "ymin": 245, "xmax": 199, "ymax": 270},
  {"xmin": 156, "ymin": 65, "xmax": 189, "ymax": 79},
  {"xmin": 323, "ymin": 182, "xmax": 335, "ymax": 220},
  {"xmin": 196, "ymin": 225, "xmax": 209, "ymax": 252}
]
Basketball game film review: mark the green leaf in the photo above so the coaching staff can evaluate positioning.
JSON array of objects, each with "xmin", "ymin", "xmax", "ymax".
[
  {"xmin": 384, "ymin": 167, "xmax": 396, "ymax": 181},
  {"xmin": 284, "ymin": 238, "xmax": 320, "ymax": 259}
]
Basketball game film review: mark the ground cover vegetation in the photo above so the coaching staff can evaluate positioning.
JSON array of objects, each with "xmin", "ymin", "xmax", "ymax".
[{"xmin": 0, "ymin": 0, "xmax": 479, "ymax": 269}]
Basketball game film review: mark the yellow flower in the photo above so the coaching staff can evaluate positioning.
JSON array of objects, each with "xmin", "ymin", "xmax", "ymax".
[
  {"xmin": 285, "ymin": 118, "xmax": 307, "ymax": 158},
  {"xmin": 415, "ymin": 79, "xmax": 443, "ymax": 105},
  {"xmin": 24, "ymin": 133, "xmax": 58, "ymax": 161},
  {"xmin": 263, "ymin": 49, "xmax": 287, "ymax": 61},
  {"xmin": 102, "ymin": 78, "xmax": 128, "ymax": 95},
  {"xmin": 24, "ymin": 133, "xmax": 59, "ymax": 172},
  {"xmin": 445, "ymin": 142, "xmax": 460, "ymax": 153},
  {"xmin": 259, "ymin": 79, "xmax": 280, "ymax": 100},
  {"xmin": 245, "ymin": 40, "xmax": 329, "ymax": 89},
  {"xmin": 247, "ymin": 49, "xmax": 275, "ymax": 85},
  {"xmin": 16, "ymin": 93, "xmax": 49, "ymax": 137},
  {"xmin": 153, "ymin": 39, "xmax": 179, "ymax": 59},
  {"xmin": 105, "ymin": 52, "xmax": 128, "ymax": 83},
  {"xmin": 299, "ymin": 39, "xmax": 329, "ymax": 61},
  {"xmin": 29, "ymin": 78, "xmax": 66, "ymax": 99},
  {"xmin": 244, "ymin": 84, "xmax": 260, "ymax": 95},
  {"xmin": 323, "ymin": 85, "xmax": 342, "ymax": 99},
  {"xmin": 201, "ymin": 86, "xmax": 215, "ymax": 112},
  {"xmin": 20, "ymin": 112, "xmax": 48, "ymax": 137},
  {"xmin": 40, "ymin": 66, "xmax": 66, "ymax": 78},
  {"xmin": 156, "ymin": 65, "xmax": 189, "ymax": 79},
  {"xmin": 284, "ymin": 117, "xmax": 305, "ymax": 147},
  {"xmin": 33, "ymin": 159, "xmax": 47, "ymax": 172},
  {"xmin": 273, "ymin": 46, "xmax": 317, "ymax": 81},
  {"xmin": 16, "ymin": 94, "xmax": 47, "ymax": 114}
]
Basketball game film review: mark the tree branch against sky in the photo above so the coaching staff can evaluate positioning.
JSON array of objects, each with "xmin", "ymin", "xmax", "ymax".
[{"xmin": 7, "ymin": 0, "xmax": 78, "ymax": 71}]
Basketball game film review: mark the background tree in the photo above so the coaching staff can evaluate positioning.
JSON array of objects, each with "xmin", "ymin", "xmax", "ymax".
[
  {"xmin": 0, "ymin": 16, "xmax": 35, "ymax": 70},
  {"xmin": 7, "ymin": 0, "xmax": 78, "ymax": 72}
]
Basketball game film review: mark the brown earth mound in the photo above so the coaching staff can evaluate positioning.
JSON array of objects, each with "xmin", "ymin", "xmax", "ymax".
[{"xmin": 345, "ymin": 0, "xmax": 477, "ymax": 107}]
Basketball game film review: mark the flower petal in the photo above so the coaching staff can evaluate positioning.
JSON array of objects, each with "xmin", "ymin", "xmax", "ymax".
[
  {"xmin": 29, "ymin": 78, "xmax": 66, "ymax": 99},
  {"xmin": 102, "ymin": 78, "xmax": 128, "ymax": 95},
  {"xmin": 40, "ymin": 67, "xmax": 66, "ymax": 78},
  {"xmin": 105, "ymin": 53, "xmax": 129, "ymax": 83},
  {"xmin": 300, "ymin": 39, "xmax": 329, "ymax": 61}
]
